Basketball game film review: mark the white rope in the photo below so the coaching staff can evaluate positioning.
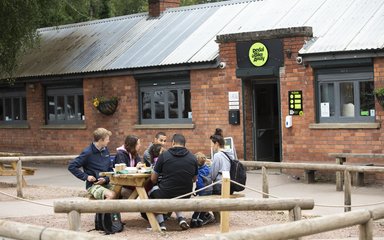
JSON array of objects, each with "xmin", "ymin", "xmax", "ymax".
[
  {"xmin": 0, "ymin": 190, "xmax": 53, "ymax": 208},
  {"xmin": 172, "ymin": 180, "xmax": 222, "ymax": 199}
]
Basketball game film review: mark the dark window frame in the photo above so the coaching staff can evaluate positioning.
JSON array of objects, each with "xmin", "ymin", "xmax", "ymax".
[
  {"xmin": 0, "ymin": 88, "xmax": 27, "ymax": 125},
  {"xmin": 45, "ymin": 86, "xmax": 84, "ymax": 125},
  {"xmin": 138, "ymin": 73, "xmax": 192, "ymax": 124},
  {"xmin": 316, "ymin": 67, "xmax": 374, "ymax": 123}
]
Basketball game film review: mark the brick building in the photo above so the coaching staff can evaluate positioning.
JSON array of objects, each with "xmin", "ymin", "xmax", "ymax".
[{"xmin": 1, "ymin": 0, "xmax": 384, "ymax": 182}]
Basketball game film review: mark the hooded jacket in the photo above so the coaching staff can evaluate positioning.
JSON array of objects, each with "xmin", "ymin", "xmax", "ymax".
[
  {"xmin": 113, "ymin": 145, "xmax": 150, "ymax": 167},
  {"xmin": 153, "ymin": 146, "xmax": 198, "ymax": 198}
]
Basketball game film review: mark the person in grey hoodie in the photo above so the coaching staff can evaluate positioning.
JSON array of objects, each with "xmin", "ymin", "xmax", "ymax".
[{"xmin": 210, "ymin": 134, "xmax": 234, "ymax": 195}]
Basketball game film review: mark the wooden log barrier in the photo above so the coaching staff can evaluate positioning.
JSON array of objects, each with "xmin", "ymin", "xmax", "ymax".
[
  {"xmin": 54, "ymin": 198, "xmax": 315, "ymax": 214},
  {"xmin": 203, "ymin": 209, "xmax": 373, "ymax": 240},
  {"xmin": 0, "ymin": 219, "xmax": 117, "ymax": 240},
  {"xmin": 220, "ymin": 171, "xmax": 230, "ymax": 233},
  {"xmin": 261, "ymin": 166, "xmax": 269, "ymax": 198}
]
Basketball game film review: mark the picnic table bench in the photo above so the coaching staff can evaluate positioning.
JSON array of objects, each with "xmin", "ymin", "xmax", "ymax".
[
  {"xmin": 328, "ymin": 153, "xmax": 384, "ymax": 188},
  {"xmin": 0, "ymin": 161, "xmax": 37, "ymax": 187}
]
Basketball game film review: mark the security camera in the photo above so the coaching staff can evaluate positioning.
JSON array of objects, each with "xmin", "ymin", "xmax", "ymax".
[
  {"xmin": 296, "ymin": 56, "xmax": 303, "ymax": 65},
  {"xmin": 219, "ymin": 62, "xmax": 226, "ymax": 69}
]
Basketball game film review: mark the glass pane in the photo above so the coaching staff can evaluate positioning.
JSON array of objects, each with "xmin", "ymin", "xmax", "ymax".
[
  {"xmin": 182, "ymin": 89, "xmax": 191, "ymax": 119},
  {"xmin": 22, "ymin": 97, "xmax": 27, "ymax": 120},
  {"xmin": 78, "ymin": 95, "xmax": 84, "ymax": 120},
  {"xmin": 142, "ymin": 92, "xmax": 151, "ymax": 119},
  {"xmin": 320, "ymin": 83, "xmax": 335, "ymax": 117},
  {"xmin": 67, "ymin": 96, "xmax": 76, "ymax": 120},
  {"xmin": 57, "ymin": 96, "xmax": 65, "ymax": 120},
  {"xmin": 0, "ymin": 98, "xmax": 3, "ymax": 121},
  {"xmin": 13, "ymin": 98, "xmax": 20, "ymax": 120},
  {"xmin": 340, "ymin": 82, "xmax": 354, "ymax": 117},
  {"xmin": 48, "ymin": 96, "xmax": 56, "ymax": 121},
  {"xmin": 169, "ymin": 90, "xmax": 178, "ymax": 118},
  {"xmin": 359, "ymin": 81, "xmax": 374, "ymax": 116},
  {"xmin": 154, "ymin": 90, "xmax": 165, "ymax": 119},
  {"xmin": 5, "ymin": 98, "xmax": 12, "ymax": 121}
]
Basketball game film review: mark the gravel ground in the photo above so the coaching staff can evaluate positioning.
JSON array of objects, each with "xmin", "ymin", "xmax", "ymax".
[{"xmin": 1, "ymin": 182, "xmax": 384, "ymax": 239}]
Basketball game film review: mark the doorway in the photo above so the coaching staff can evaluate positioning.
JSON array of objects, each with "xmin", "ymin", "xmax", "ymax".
[{"xmin": 253, "ymin": 82, "xmax": 281, "ymax": 162}]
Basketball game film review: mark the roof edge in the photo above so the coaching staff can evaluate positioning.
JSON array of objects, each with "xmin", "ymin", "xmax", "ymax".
[{"xmin": 216, "ymin": 26, "xmax": 313, "ymax": 43}]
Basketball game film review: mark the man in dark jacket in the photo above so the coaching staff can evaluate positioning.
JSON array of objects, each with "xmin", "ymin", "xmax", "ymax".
[
  {"xmin": 150, "ymin": 133, "xmax": 198, "ymax": 231},
  {"xmin": 68, "ymin": 128, "xmax": 116, "ymax": 200}
]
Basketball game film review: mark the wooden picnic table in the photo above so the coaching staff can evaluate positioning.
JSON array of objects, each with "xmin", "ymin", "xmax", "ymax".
[{"xmin": 99, "ymin": 172, "xmax": 161, "ymax": 232}]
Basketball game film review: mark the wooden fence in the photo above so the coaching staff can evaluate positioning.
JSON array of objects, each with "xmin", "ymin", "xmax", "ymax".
[
  {"xmin": 202, "ymin": 206, "xmax": 384, "ymax": 240},
  {"xmin": 241, "ymin": 161, "xmax": 384, "ymax": 212},
  {"xmin": 0, "ymin": 219, "xmax": 121, "ymax": 240},
  {"xmin": 0, "ymin": 155, "xmax": 77, "ymax": 197}
]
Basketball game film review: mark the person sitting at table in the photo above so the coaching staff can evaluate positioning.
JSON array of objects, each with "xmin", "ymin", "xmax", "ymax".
[
  {"xmin": 113, "ymin": 135, "xmax": 149, "ymax": 198},
  {"xmin": 68, "ymin": 128, "xmax": 116, "ymax": 200},
  {"xmin": 148, "ymin": 143, "xmax": 165, "ymax": 166},
  {"xmin": 143, "ymin": 132, "xmax": 167, "ymax": 165},
  {"xmin": 149, "ymin": 133, "xmax": 198, "ymax": 231}
]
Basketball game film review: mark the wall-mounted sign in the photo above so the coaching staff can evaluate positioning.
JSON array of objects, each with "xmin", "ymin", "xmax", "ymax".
[
  {"xmin": 248, "ymin": 42, "xmax": 268, "ymax": 67},
  {"xmin": 228, "ymin": 91, "xmax": 239, "ymax": 110},
  {"xmin": 288, "ymin": 90, "xmax": 303, "ymax": 116}
]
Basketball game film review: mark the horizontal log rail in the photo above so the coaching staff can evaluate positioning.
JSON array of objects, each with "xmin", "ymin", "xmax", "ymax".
[
  {"xmin": 0, "ymin": 219, "xmax": 120, "ymax": 240},
  {"xmin": 203, "ymin": 206, "xmax": 384, "ymax": 240},
  {"xmin": 54, "ymin": 198, "xmax": 315, "ymax": 213}
]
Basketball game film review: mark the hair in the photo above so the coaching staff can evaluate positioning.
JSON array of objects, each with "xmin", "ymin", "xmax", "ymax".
[
  {"xmin": 124, "ymin": 135, "xmax": 139, "ymax": 158},
  {"xmin": 93, "ymin": 128, "xmax": 112, "ymax": 142},
  {"xmin": 195, "ymin": 152, "xmax": 207, "ymax": 166},
  {"xmin": 210, "ymin": 134, "xmax": 225, "ymax": 148},
  {"xmin": 155, "ymin": 131, "xmax": 166, "ymax": 139},
  {"xmin": 172, "ymin": 133, "xmax": 186, "ymax": 146},
  {"xmin": 214, "ymin": 128, "xmax": 223, "ymax": 137},
  {"xmin": 149, "ymin": 143, "xmax": 163, "ymax": 164}
]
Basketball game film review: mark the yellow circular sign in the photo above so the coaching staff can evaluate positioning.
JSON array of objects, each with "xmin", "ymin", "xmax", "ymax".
[{"xmin": 249, "ymin": 42, "xmax": 268, "ymax": 67}]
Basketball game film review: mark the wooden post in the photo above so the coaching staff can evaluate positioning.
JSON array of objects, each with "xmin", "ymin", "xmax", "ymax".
[
  {"xmin": 262, "ymin": 166, "xmax": 269, "ymax": 198},
  {"xmin": 16, "ymin": 159, "xmax": 23, "ymax": 198},
  {"xmin": 336, "ymin": 157, "xmax": 345, "ymax": 191},
  {"xmin": 220, "ymin": 171, "xmax": 231, "ymax": 233},
  {"xmin": 288, "ymin": 205, "xmax": 302, "ymax": 221},
  {"xmin": 359, "ymin": 219, "xmax": 373, "ymax": 240},
  {"xmin": 344, "ymin": 170, "xmax": 351, "ymax": 212},
  {"xmin": 68, "ymin": 210, "xmax": 81, "ymax": 231}
]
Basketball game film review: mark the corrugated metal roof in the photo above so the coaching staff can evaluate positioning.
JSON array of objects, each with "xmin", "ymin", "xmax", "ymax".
[{"xmin": 14, "ymin": 0, "xmax": 384, "ymax": 78}]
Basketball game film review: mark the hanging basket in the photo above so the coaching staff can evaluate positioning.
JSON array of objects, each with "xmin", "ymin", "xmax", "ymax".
[
  {"xmin": 96, "ymin": 99, "xmax": 118, "ymax": 115},
  {"xmin": 375, "ymin": 94, "xmax": 384, "ymax": 108}
]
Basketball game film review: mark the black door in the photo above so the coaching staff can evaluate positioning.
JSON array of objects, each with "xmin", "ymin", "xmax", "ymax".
[{"xmin": 253, "ymin": 83, "xmax": 280, "ymax": 162}]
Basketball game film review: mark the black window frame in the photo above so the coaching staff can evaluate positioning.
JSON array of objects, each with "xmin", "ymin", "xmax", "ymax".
[
  {"xmin": 316, "ymin": 66, "xmax": 374, "ymax": 123},
  {"xmin": 45, "ymin": 86, "xmax": 84, "ymax": 125},
  {"xmin": 137, "ymin": 72, "xmax": 192, "ymax": 124},
  {"xmin": 0, "ymin": 87, "xmax": 27, "ymax": 125}
]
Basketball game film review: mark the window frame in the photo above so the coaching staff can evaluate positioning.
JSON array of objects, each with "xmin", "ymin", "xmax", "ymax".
[
  {"xmin": 138, "ymin": 73, "xmax": 192, "ymax": 125},
  {"xmin": 45, "ymin": 86, "xmax": 84, "ymax": 125},
  {"xmin": 316, "ymin": 67, "xmax": 374, "ymax": 123},
  {"xmin": 0, "ymin": 88, "xmax": 27, "ymax": 125}
]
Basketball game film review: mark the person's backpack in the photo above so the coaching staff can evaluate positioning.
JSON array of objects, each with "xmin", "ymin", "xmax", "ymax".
[
  {"xmin": 222, "ymin": 152, "xmax": 247, "ymax": 194},
  {"xmin": 95, "ymin": 212, "xmax": 124, "ymax": 234}
]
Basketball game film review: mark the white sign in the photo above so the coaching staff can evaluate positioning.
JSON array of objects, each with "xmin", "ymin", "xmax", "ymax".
[
  {"xmin": 229, "ymin": 101, "xmax": 239, "ymax": 106},
  {"xmin": 229, "ymin": 105, "xmax": 239, "ymax": 110},
  {"xmin": 320, "ymin": 102, "xmax": 330, "ymax": 117},
  {"xmin": 228, "ymin": 92, "xmax": 239, "ymax": 102}
]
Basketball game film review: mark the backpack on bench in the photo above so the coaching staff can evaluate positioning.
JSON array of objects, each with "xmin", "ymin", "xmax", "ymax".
[{"xmin": 95, "ymin": 212, "xmax": 124, "ymax": 234}]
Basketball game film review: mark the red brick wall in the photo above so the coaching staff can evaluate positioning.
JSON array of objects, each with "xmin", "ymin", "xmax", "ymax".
[{"xmin": 149, "ymin": 0, "xmax": 180, "ymax": 17}]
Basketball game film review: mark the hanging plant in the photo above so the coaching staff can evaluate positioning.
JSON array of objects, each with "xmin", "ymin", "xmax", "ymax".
[
  {"xmin": 92, "ymin": 96, "xmax": 118, "ymax": 115},
  {"xmin": 374, "ymin": 88, "xmax": 384, "ymax": 108}
]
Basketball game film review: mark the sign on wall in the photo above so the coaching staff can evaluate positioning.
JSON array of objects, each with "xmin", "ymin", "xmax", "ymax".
[
  {"xmin": 248, "ymin": 42, "xmax": 268, "ymax": 67},
  {"xmin": 288, "ymin": 90, "xmax": 303, "ymax": 116}
]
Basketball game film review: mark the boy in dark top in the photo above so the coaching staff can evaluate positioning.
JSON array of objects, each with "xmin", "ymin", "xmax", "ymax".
[
  {"xmin": 68, "ymin": 128, "xmax": 116, "ymax": 200},
  {"xmin": 150, "ymin": 133, "xmax": 198, "ymax": 231}
]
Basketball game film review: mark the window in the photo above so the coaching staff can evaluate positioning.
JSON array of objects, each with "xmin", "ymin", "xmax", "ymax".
[
  {"xmin": 138, "ymin": 73, "xmax": 192, "ymax": 124},
  {"xmin": 316, "ymin": 67, "xmax": 374, "ymax": 123},
  {"xmin": 46, "ymin": 86, "xmax": 84, "ymax": 124},
  {"xmin": 0, "ymin": 88, "xmax": 27, "ymax": 124}
]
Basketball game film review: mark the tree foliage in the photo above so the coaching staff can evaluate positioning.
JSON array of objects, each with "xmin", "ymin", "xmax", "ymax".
[{"xmin": 0, "ymin": 0, "xmax": 226, "ymax": 83}]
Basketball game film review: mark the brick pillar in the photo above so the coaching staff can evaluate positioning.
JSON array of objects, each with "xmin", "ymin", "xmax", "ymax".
[{"xmin": 148, "ymin": 0, "xmax": 180, "ymax": 17}]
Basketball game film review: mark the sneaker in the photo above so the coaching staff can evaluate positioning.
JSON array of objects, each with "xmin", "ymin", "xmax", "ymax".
[
  {"xmin": 190, "ymin": 219, "xmax": 198, "ymax": 228},
  {"xmin": 159, "ymin": 222, "xmax": 167, "ymax": 231},
  {"xmin": 201, "ymin": 213, "xmax": 215, "ymax": 226},
  {"xmin": 178, "ymin": 217, "xmax": 190, "ymax": 230}
]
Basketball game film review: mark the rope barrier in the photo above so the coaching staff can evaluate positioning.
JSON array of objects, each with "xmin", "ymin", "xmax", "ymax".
[
  {"xmin": 172, "ymin": 180, "xmax": 222, "ymax": 199},
  {"xmin": 0, "ymin": 190, "xmax": 53, "ymax": 207}
]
